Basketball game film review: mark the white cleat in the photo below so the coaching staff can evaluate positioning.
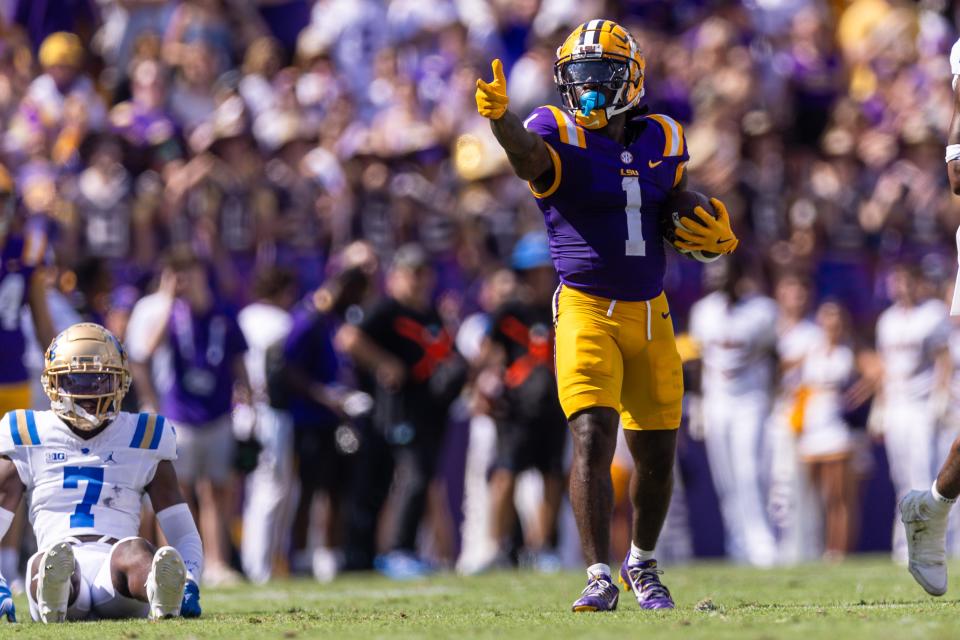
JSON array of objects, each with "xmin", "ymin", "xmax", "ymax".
[
  {"xmin": 37, "ymin": 541, "xmax": 76, "ymax": 623},
  {"xmin": 900, "ymin": 490, "xmax": 949, "ymax": 596},
  {"xmin": 146, "ymin": 546, "xmax": 187, "ymax": 620}
]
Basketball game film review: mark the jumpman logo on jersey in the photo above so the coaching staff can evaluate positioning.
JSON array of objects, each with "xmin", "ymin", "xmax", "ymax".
[{"xmin": 103, "ymin": 451, "xmax": 117, "ymax": 465}]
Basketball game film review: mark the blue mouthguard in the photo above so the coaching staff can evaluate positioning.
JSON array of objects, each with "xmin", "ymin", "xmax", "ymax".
[{"xmin": 579, "ymin": 90, "xmax": 606, "ymax": 116}]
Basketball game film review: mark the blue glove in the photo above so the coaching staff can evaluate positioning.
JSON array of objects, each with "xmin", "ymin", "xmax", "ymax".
[
  {"xmin": 0, "ymin": 582, "xmax": 16, "ymax": 623},
  {"xmin": 181, "ymin": 580, "xmax": 201, "ymax": 618}
]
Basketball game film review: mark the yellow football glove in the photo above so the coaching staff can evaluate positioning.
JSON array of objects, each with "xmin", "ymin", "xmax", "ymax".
[
  {"xmin": 476, "ymin": 59, "xmax": 509, "ymax": 120},
  {"xmin": 675, "ymin": 197, "xmax": 739, "ymax": 255}
]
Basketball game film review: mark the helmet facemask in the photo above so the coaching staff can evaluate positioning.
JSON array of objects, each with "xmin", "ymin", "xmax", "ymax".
[{"xmin": 555, "ymin": 56, "xmax": 643, "ymax": 129}]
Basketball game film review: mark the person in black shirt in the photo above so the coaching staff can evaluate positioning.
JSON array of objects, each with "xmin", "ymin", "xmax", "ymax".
[
  {"xmin": 338, "ymin": 244, "xmax": 466, "ymax": 577},
  {"xmin": 476, "ymin": 232, "xmax": 566, "ymax": 569}
]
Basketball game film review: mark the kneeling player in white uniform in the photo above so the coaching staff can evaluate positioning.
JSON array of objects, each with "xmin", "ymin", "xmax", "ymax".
[{"xmin": 0, "ymin": 323, "xmax": 203, "ymax": 623}]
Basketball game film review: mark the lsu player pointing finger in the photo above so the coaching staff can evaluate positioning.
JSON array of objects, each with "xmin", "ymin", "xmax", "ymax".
[{"xmin": 477, "ymin": 20, "xmax": 738, "ymax": 612}]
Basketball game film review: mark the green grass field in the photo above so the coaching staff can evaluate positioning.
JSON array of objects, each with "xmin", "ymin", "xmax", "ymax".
[{"xmin": 3, "ymin": 557, "xmax": 960, "ymax": 639}]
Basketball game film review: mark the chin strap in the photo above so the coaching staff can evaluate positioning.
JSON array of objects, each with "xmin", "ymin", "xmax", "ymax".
[{"xmin": 51, "ymin": 398, "xmax": 112, "ymax": 431}]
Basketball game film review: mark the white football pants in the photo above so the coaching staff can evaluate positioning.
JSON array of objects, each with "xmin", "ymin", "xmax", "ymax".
[
  {"xmin": 884, "ymin": 400, "xmax": 939, "ymax": 563},
  {"xmin": 703, "ymin": 390, "xmax": 777, "ymax": 566},
  {"xmin": 241, "ymin": 403, "xmax": 298, "ymax": 584}
]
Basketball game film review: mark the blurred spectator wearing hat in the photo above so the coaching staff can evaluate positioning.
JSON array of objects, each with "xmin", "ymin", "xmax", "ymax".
[
  {"xmin": 8, "ymin": 31, "xmax": 106, "ymax": 160},
  {"xmin": 338, "ymin": 243, "xmax": 466, "ymax": 577},
  {"xmin": 471, "ymin": 231, "xmax": 565, "ymax": 572}
]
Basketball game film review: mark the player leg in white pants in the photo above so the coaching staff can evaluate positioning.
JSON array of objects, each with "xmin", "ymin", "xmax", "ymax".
[
  {"xmin": 704, "ymin": 392, "xmax": 776, "ymax": 566},
  {"xmin": 242, "ymin": 403, "xmax": 297, "ymax": 584},
  {"xmin": 455, "ymin": 414, "xmax": 500, "ymax": 574},
  {"xmin": 884, "ymin": 402, "xmax": 938, "ymax": 562},
  {"xmin": 767, "ymin": 406, "xmax": 822, "ymax": 563}
]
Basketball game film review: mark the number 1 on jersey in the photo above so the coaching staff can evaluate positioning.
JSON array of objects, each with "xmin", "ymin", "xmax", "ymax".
[
  {"xmin": 622, "ymin": 176, "xmax": 645, "ymax": 256},
  {"xmin": 63, "ymin": 466, "xmax": 104, "ymax": 528}
]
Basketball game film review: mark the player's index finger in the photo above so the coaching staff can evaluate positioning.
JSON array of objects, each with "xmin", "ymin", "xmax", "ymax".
[
  {"xmin": 492, "ymin": 58, "xmax": 505, "ymax": 84},
  {"xmin": 709, "ymin": 197, "xmax": 728, "ymax": 217}
]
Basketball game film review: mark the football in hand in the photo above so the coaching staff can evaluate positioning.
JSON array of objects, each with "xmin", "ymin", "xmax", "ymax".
[{"xmin": 659, "ymin": 189, "xmax": 722, "ymax": 263}]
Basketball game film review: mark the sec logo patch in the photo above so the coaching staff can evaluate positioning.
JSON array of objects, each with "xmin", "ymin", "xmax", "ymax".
[{"xmin": 620, "ymin": 151, "xmax": 633, "ymax": 164}]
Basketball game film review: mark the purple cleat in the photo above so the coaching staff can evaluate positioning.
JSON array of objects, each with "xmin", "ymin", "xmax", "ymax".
[
  {"xmin": 619, "ymin": 557, "xmax": 675, "ymax": 609},
  {"xmin": 571, "ymin": 574, "xmax": 619, "ymax": 612}
]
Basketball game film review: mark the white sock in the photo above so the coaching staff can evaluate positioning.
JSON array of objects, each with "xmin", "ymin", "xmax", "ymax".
[
  {"xmin": 0, "ymin": 548, "xmax": 17, "ymax": 582},
  {"xmin": 629, "ymin": 542, "xmax": 655, "ymax": 565},
  {"xmin": 929, "ymin": 481, "xmax": 957, "ymax": 515},
  {"xmin": 586, "ymin": 563, "xmax": 611, "ymax": 580}
]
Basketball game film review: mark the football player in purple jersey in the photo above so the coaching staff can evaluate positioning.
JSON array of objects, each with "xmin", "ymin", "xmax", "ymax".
[{"xmin": 476, "ymin": 20, "xmax": 738, "ymax": 611}]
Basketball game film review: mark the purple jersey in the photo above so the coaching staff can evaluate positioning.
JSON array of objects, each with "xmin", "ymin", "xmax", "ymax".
[
  {"xmin": 162, "ymin": 300, "xmax": 248, "ymax": 425},
  {"xmin": 0, "ymin": 225, "xmax": 47, "ymax": 384},
  {"xmin": 524, "ymin": 105, "xmax": 689, "ymax": 301}
]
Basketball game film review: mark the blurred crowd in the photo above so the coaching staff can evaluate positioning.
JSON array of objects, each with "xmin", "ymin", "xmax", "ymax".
[{"xmin": 4, "ymin": 0, "xmax": 960, "ymax": 586}]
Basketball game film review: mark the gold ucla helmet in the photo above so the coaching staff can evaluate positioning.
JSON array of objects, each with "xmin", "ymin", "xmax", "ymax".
[
  {"xmin": 42, "ymin": 323, "xmax": 131, "ymax": 431},
  {"xmin": 554, "ymin": 20, "xmax": 646, "ymax": 129}
]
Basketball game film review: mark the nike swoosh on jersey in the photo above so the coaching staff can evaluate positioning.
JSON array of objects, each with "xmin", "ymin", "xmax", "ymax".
[
  {"xmin": 661, "ymin": 311, "xmax": 670, "ymax": 319},
  {"xmin": 648, "ymin": 160, "xmax": 663, "ymax": 168}
]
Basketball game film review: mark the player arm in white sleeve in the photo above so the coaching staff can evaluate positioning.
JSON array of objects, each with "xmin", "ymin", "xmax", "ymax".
[{"xmin": 147, "ymin": 461, "xmax": 203, "ymax": 582}]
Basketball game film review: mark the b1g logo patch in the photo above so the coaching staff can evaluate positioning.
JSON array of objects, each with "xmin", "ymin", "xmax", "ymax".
[{"xmin": 45, "ymin": 452, "xmax": 67, "ymax": 463}]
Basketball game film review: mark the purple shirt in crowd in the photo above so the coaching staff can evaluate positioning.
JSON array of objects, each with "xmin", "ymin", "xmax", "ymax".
[
  {"xmin": 283, "ymin": 305, "xmax": 341, "ymax": 429},
  {"xmin": 524, "ymin": 105, "xmax": 689, "ymax": 301},
  {"xmin": 0, "ymin": 222, "xmax": 47, "ymax": 385},
  {"xmin": 161, "ymin": 299, "xmax": 248, "ymax": 425}
]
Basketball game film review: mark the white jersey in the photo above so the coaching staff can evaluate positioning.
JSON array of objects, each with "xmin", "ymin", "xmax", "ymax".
[
  {"xmin": 690, "ymin": 292, "xmax": 778, "ymax": 396},
  {"xmin": 776, "ymin": 318, "xmax": 822, "ymax": 399},
  {"xmin": 796, "ymin": 340, "xmax": 855, "ymax": 457},
  {"xmin": 238, "ymin": 302, "xmax": 293, "ymax": 400},
  {"xmin": 876, "ymin": 299, "xmax": 950, "ymax": 402},
  {"xmin": 0, "ymin": 410, "xmax": 177, "ymax": 551}
]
